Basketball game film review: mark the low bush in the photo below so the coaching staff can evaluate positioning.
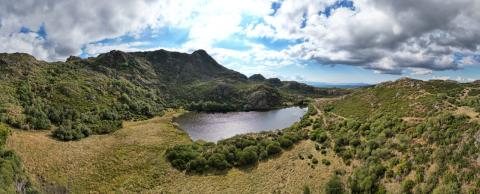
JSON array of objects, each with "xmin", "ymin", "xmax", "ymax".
[
  {"xmin": 266, "ymin": 142, "xmax": 282, "ymax": 156},
  {"xmin": 322, "ymin": 159, "xmax": 331, "ymax": 166},
  {"xmin": 325, "ymin": 175, "xmax": 345, "ymax": 194}
]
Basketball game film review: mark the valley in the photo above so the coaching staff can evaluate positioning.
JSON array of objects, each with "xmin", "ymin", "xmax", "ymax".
[
  {"xmin": 7, "ymin": 110, "xmax": 349, "ymax": 193},
  {"xmin": 2, "ymin": 1, "xmax": 480, "ymax": 193},
  {"xmin": 1, "ymin": 50, "xmax": 480, "ymax": 194}
]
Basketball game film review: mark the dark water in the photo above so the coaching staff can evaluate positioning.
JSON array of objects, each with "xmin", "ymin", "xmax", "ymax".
[{"xmin": 175, "ymin": 107, "xmax": 307, "ymax": 142}]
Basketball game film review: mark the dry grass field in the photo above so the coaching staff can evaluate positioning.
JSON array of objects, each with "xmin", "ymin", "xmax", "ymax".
[{"xmin": 7, "ymin": 110, "xmax": 349, "ymax": 194}]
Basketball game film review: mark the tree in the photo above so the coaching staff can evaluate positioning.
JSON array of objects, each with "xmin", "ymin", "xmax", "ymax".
[
  {"xmin": 432, "ymin": 183, "xmax": 460, "ymax": 194},
  {"xmin": 303, "ymin": 185, "xmax": 311, "ymax": 194},
  {"xmin": 310, "ymin": 130, "xmax": 328, "ymax": 143},
  {"xmin": 238, "ymin": 146, "xmax": 258, "ymax": 166},
  {"xmin": 401, "ymin": 179, "xmax": 415, "ymax": 194},
  {"xmin": 0, "ymin": 124, "xmax": 10, "ymax": 148},
  {"xmin": 25, "ymin": 103, "xmax": 51, "ymax": 130},
  {"xmin": 266, "ymin": 142, "xmax": 282, "ymax": 155},
  {"xmin": 165, "ymin": 145, "xmax": 200, "ymax": 170},
  {"xmin": 325, "ymin": 175, "xmax": 345, "ymax": 194},
  {"xmin": 207, "ymin": 153, "xmax": 230, "ymax": 171},
  {"xmin": 186, "ymin": 156, "xmax": 208, "ymax": 173},
  {"xmin": 278, "ymin": 137, "xmax": 293, "ymax": 148}
]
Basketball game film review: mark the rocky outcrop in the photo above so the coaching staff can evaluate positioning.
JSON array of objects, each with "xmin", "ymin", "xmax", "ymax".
[
  {"xmin": 245, "ymin": 85, "xmax": 282, "ymax": 110},
  {"xmin": 248, "ymin": 74, "xmax": 266, "ymax": 82}
]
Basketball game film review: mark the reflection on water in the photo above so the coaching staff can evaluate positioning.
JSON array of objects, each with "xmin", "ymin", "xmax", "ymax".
[{"xmin": 175, "ymin": 107, "xmax": 307, "ymax": 142}]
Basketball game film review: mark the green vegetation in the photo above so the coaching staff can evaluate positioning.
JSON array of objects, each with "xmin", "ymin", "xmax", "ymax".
[
  {"xmin": 4, "ymin": 50, "xmax": 480, "ymax": 193},
  {"xmin": 303, "ymin": 185, "xmax": 311, "ymax": 194},
  {"xmin": 0, "ymin": 123, "xmax": 37, "ymax": 193},
  {"xmin": 312, "ymin": 78, "xmax": 480, "ymax": 193},
  {"xmin": 325, "ymin": 175, "xmax": 345, "ymax": 194},
  {"xmin": 324, "ymin": 78, "xmax": 441, "ymax": 120},
  {"xmin": 7, "ymin": 111, "xmax": 348, "ymax": 193},
  {"xmin": 0, "ymin": 50, "xmax": 346, "ymax": 192},
  {"xmin": 165, "ymin": 105, "xmax": 316, "ymax": 173},
  {"xmin": 315, "ymin": 110, "xmax": 480, "ymax": 193},
  {"xmin": 166, "ymin": 123, "xmax": 304, "ymax": 173},
  {"xmin": 0, "ymin": 50, "xmax": 345, "ymax": 143}
]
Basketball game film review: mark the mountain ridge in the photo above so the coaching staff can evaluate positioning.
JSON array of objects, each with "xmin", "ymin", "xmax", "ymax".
[{"xmin": 0, "ymin": 48, "xmax": 348, "ymax": 140}]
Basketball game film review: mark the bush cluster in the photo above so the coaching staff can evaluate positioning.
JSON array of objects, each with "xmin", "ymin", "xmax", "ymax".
[
  {"xmin": 165, "ymin": 131, "xmax": 305, "ymax": 173},
  {"xmin": 2, "ymin": 80, "xmax": 165, "ymax": 141},
  {"xmin": 0, "ymin": 124, "xmax": 37, "ymax": 193}
]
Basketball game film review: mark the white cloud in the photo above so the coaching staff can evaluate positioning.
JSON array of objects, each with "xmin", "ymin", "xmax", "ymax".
[
  {"xmin": 431, "ymin": 76, "xmax": 451, "ymax": 81},
  {"xmin": 409, "ymin": 68, "xmax": 433, "ymax": 76},
  {"xmin": 0, "ymin": 0, "xmax": 272, "ymax": 61},
  {"xmin": 252, "ymin": 0, "xmax": 480, "ymax": 74},
  {"xmin": 0, "ymin": 0, "xmax": 479, "ymax": 77},
  {"xmin": 431, "ymin": 76, "xmax": 474, "ymax": 83}
]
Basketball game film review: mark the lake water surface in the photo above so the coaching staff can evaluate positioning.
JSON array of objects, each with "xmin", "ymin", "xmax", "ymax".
[{"xmin": 175, "ymin": 107, "xmax": 307, "ymax": 142}]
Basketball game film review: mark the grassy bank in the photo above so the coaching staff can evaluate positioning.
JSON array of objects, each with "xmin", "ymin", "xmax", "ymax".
[{"xmin": 7, "ymin": 109, "xmax": 347, "ymax": 193}]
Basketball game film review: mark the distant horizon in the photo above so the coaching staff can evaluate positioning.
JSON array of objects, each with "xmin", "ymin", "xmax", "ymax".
[
  {"xmin": 3, "ymin": 48, "xmax": 477, "ymax": 85},
  {"xmin": 0, "ymin": 0, "xmax": 479, "ymax": 84}
]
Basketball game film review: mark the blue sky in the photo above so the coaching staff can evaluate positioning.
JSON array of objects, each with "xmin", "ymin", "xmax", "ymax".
[{"xmin": 1, "ymin": 0, "xmax": 480, "ymax": 84}]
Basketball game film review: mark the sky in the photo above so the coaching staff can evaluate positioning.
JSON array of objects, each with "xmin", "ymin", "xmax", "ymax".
[{"xmin": 0, "ymin": 0, "xmax": 480, "ymax": 84}]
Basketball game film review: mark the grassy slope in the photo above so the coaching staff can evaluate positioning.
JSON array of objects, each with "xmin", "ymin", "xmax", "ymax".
[
  {"xmin": 7, "ymin": 110, "xmax": 347, "ymax": 193},
  {"xmin": 328, "ymin": 78, "xmax": 462, "ymax": 120}
]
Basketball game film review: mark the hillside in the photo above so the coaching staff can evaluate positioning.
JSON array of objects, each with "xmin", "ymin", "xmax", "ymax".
[
  {"xmin": 4, "ymin": 49, "xmax": 479, "ymax": 193},
  {"xmin": 3, "ymin": 76, "xmax": 480, "ymax": 193},
  {"xmin": 313, "ymin": 78, "xmax": 480, "ymax": 193},
  {"xmin": 0, "ymin": 49, "xmax": 347, "ymax": 193},
  {"xmin": 0, "ymin": 49, "xmax": 347, "ymax": 141},
  {"xmin": 324, "ymin": 78, "xmax": 467, "ymax": 120}
]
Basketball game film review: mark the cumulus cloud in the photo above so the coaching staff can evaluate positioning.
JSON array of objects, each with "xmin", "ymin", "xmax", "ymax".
[
  {"xmin": 0, "ymin": 0, "xmax": 171, "ymax": 61},
  {"xmin": 0, "ymin": 0, "xmax": 270, "ymax": 61},
  {"xmin": 431, "ymin": 76, "xmax": 474, "ymax": 83},
  {"xmin": 249, "ymin": 0, "xmax": 480, "ymax": 74},
  {"xmin": 0, "ymin": 0, "xmax": 479, "ymax": 76}
]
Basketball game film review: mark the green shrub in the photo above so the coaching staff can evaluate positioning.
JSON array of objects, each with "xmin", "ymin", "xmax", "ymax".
[
  {"xmin": 238, "ymin": 146, "xmax": 258, "ymax": 166},
  {"xmin": 310, "ymin": 130, "xmax": 328, "ymax": 143},
  {"xmin": 322, "ymin": 159, "xmax": 331, "ymax": 166},
  {"xmin": 186, "ymin": 156, "xmax": 208, "ymax": 173},
  {"xmin": 266, "ymin": 142, "xmax": 282, "ymax": 156},
  {"xmin": 307, "ymin": 104, "xmax": 318, "ymax": 116},
  {"xmin": 303, "ymin": 185, "xmax": 311, "ymax": 194},
  {"xmin": 279, "ymin": 136, "xmax": 293, "ymax": 148},
  {"xmin": 0, "ymin": 124, "xmax": 37, "ymax": 193},
  {"xmin": 207, "ymin": 153, "xmax": 230, "ymax": 171},
  {"xmin": 0, "ymin": 124, "xmax": 10, "ymax": 147},
  {"xmin": 325, "ymin": 175, "xmax": 345, "ymax": 194},
  {"xmin": 349, "ymin": 163, "xmax": 386, "ymax": 194},
  {"xmin": 299, "ymin": 154, "xmax": 304, "ymax": 160},
  {"xmin": 165, "ymin": 145, "xmax": 200, "ymax": 170},
  {"xmin": 401, "ymin": 179, "xmax": 415, "ymax": 194},
  {"xmin": 25, "ymin": 103, "xmax": 51, "ymax": 130},
  {"xmin": 52, "ymin": 122, "xmax": 92, "ymax": 141}
]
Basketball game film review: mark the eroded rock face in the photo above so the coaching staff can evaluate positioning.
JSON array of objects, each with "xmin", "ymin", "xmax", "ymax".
[
  {"xmin": 205, "ymin": 82, "xmax": 240, "ymax": 102},
  {"xmin": 66, "ymin": 56, "xmax": 82, "ymax": 62},
  {"xmin": 245, "ymin": 85, "xmax": 281, "ymax": 110}
]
